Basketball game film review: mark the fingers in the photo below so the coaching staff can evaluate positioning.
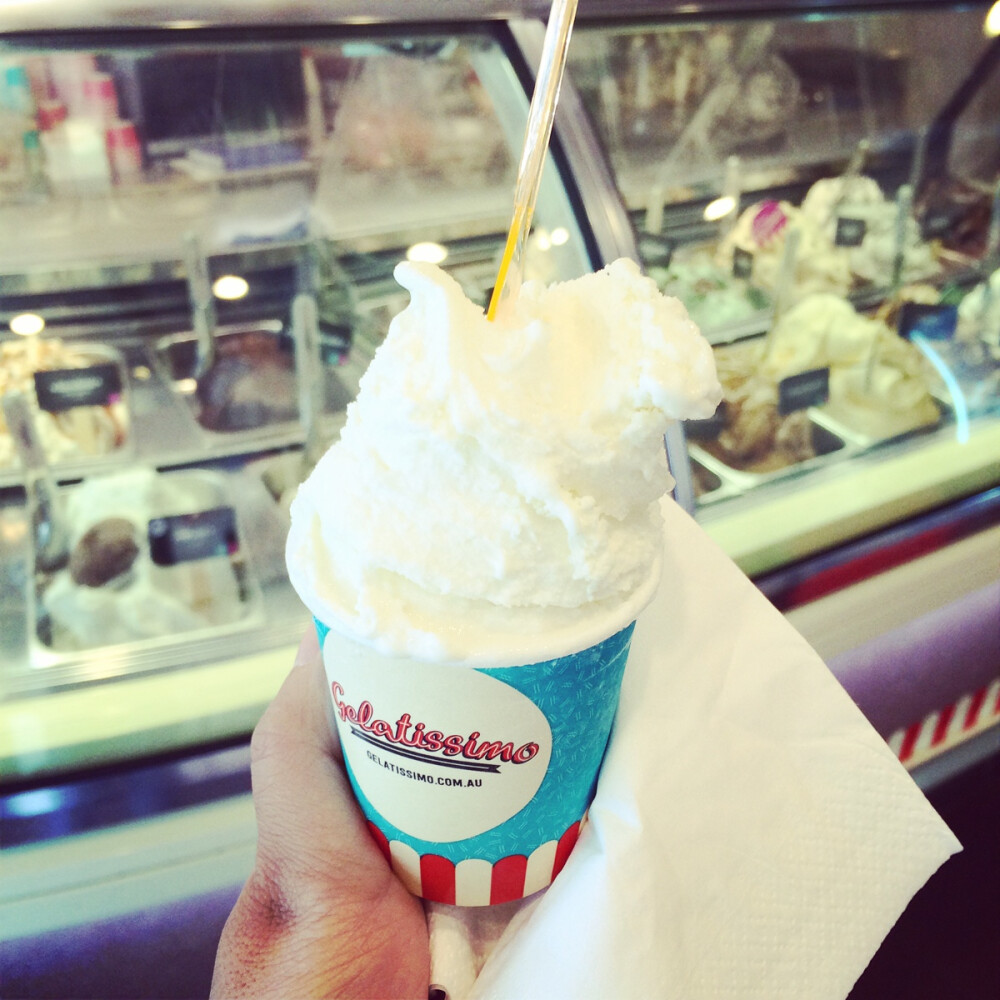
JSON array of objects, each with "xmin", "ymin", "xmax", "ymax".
[
  {"xmin": 211, "ymin": 629, "xmax": 430, "ymax": 999},
  {"xmin": 248, "ymin": 628, "xmax": 380, "ymax": 896}
]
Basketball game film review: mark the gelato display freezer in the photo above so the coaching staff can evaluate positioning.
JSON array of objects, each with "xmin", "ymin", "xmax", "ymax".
[
  {"xmin": 1, "ymin": 2, "xmax": 998, "ymax": 996},
  {"xmin": 565, "ymin": 3, "xmax": 1000, "ymax": 544},
  {"xmin": 1, "ymin": 0, "xmax": 993, "ymax": 778}
]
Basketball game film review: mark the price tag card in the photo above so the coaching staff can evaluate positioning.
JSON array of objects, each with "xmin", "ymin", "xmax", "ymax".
[
  {"xmin": 897, "ymin": 302, "xmax": 958, "ymax": 341},
  {"xmin": 638, "ymin": 233, "xmax": 675, "ymax": 268},
  {"xmin": 920, "ymin": 210, "xmax": 954, "ymax": 242},
  {"xmin": 684, "ymin": 402, "xmax": 727, "ymax": 441},
  {"xmin": 148, "ymin": 506, "xmax": 239, "ymax": 567},
  {"xmin": 778, "ymin": 367, "xmax": 830, "ymax": 415},
  {"xmin": 834, "ymin": 216, "xmax": 867, "ymax": 247},
  {"xmin": 732, "ymin": 247, "xmax": 754, "ymax": 280},
  {"xmin": 34, "ymin": 363, "xmax": 123, "ymax": 413}
]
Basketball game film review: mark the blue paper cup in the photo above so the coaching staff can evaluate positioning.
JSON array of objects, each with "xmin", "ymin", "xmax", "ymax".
[{"xmin": 315, "ymin": 617, "xmax": 635, "ymax": 906}]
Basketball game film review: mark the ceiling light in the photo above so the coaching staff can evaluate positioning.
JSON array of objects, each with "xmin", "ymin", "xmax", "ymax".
[
  {"xmin": 406, "ymin": 242, "xmax": 448, "ymax": 264},
  {"xmin": 212, "ymin": 275, "xmax": 249, "ymax": 300},
  {"xmin": 9, "ymin": 313, "xmax": 45, "ymax": 336},
  {"xmin": 986, "ymin": 2, "xmax": 1000, "ymax": 36},
  {"xmin": 704, "ymin": 195, "xmax": 736, "ymax": 222}
]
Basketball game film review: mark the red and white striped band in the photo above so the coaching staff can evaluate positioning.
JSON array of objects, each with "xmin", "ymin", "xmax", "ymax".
[
  {"xmin": 889, "ymin": 678, "xmax": 1000, "ymax": 770},
  {"xmin": 361, "ymin": 681, "xmax": 1000, "ymax": 905},
  {"xmin": 366, "ymin": 819, "xmax": 584, "ymax": 905}
]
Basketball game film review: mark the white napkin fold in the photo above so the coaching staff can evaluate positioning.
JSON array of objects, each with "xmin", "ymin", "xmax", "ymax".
[{"xmin": 429, "ymin": 498, "xmax": 960, "ymax": 1000}]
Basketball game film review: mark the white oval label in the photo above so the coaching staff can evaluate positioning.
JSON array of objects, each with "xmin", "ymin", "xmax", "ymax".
[{"xmin": 322, "ymin": 632, "xmax": 552, "ymax": 843}]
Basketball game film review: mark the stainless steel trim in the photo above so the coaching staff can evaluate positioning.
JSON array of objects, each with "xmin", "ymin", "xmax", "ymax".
[
  {"xmin": 1, "ymin": 391, "xmax": 71, "ymax": 572},
  {"xmin": 0, "ymin": 1, "xmax": 518, "ymax": 33},
  {"xmin": 665, "ymin": 424, "xmax": 698, "ymax": 514},
  {"xmin": 0, "ymin": 0, "xmax": 978, "ymax": 35},
  {"xmin": 570, "ymin": 0, "xmax": 979, "ymax": 20}
]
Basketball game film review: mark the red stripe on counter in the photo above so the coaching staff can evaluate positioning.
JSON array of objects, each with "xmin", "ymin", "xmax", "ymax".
[
  {"xmin": 931, "ymin": 703, "xmax": 956, "ymax": 745},
  {"xmin": 367, "ymin": 822, "xmax": 391, "ymax": 865},
  {"xmin": 552, "ymin": 821, "xmax": 581, "ymax": 879},
  {"xmin": 891, "ymin": 682, "xmax": 1000, "ymax": 769},
  {"xmin": 898, "ymin": 720, "xmax": 923, "ymax": 763},
  {"xmin": 964, "ymin": 687, "xmax": 988, "ymax": 729},
  {"xmin": 490, "ymin": 854, "xmax": 528, "ymax": 905},
  {"xmin": 768, "ymin": 524, "xmax": 955, "ymax": 611},
  {"xmin": 420, "ymin": 855, "xmax": 455, "ymax": 905}
]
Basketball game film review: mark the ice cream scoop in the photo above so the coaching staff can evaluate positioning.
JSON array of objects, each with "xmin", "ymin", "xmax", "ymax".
[
  {"xmin": 68, "ymin": 517, "xmax": 139, "ymax": 588},
  {"xmin": 287, "ymin": 257, "xmax": 721, "ymax": 663}
]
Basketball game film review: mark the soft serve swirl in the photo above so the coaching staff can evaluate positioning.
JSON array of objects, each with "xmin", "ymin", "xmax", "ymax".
[{"xmin": 287, "ymin": 259, "xmax": 720, "ymax": 662}]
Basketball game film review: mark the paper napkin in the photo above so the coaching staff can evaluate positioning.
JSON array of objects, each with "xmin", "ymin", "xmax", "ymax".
[{"xmin": 429, "ymin": 497, "xmax": 960, "ymax": 1000}]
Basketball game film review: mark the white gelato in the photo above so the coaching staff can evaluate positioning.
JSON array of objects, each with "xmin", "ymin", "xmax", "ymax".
[
  {"xmin": 287, "ymin": 258, "xmax": 721, "ymax": 663},
  {"xmin": 761, "ymin": 293, "xmax": 886, "ymax": 378},
  {"xmin": 799, "ymin": 176, "xmax": 940, "ymax": 287},
  {"xmin": 0, "ymin": 338, "xmax": 128, "ymax": 470},
  {"xmin": 760, "ymin": 294, "xmax": 940, "ymax": 438},
  {"xmin": 799, "ymin": 174, "xmax": 884, "ymax": 220},
  {"xmin": 716, "ymin": 177, "xmax": 940, "ymax": 300},
  {"xmin": 957, "ymin": 268, "xmax": 1000, "ymax": 360},
  {"xmin": 716, "ymin": 200, "xmax": 853, "ymax": 298},
  {"xmin": 42, "ymin": 468, "xmax": 247, "ymax": 650}
]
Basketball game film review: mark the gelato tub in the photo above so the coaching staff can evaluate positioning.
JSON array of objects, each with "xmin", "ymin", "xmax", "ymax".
[
  {"xmin": 0, "ymin": 337, "xmax": 131, "ymax": 477},
  {"xmin": 34, "ymin": 467, "xmax": 261, "ymax": 656},
  {"xmin": 316, "ymin": 611, "xmax": 641, "ymax": 905}
]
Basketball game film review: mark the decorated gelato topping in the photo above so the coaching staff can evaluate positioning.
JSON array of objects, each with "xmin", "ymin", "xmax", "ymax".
[
  {"xmin": 716, "ymin": 200, "xmax": 853, "ymax": 298},
  {"xmin": 716, "ymin": 176, "xmax": 940, "ymax": 299}
]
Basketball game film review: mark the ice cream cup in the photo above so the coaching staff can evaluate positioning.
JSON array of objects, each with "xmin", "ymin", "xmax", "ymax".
[{"xmin": 314, "ymin": 614, "xmax": 639, "ymax": 906}]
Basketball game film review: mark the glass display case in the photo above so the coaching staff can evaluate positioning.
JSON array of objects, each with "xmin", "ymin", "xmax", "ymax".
[
  {"xmin": 2, "ymin": 6, "xmax": 997, "ymax": 996},
  {"xmin": 565, "ymin": 2, "xmax": 1000, "ymax": 577},
  {"xmin": 0, "ymin": 5, "xmax": 591, "ymax": 777},
  {"xmin": 0, "ymin": 0, "xmax": 997, "ymax": 786}
]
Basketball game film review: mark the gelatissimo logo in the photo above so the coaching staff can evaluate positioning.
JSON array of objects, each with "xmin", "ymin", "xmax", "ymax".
[{"xmin": 331, "ymin": 681, "xmax": 540, "ymax": 774}]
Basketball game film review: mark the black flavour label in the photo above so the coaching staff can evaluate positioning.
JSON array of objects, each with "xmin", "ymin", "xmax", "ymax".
[
  {"xmin": 897, "ymin": 302, "xmax": 958, "ymax": 341},
  {"xmin": 639, "ymin": 233, "xmax": 675, "ymax": 268},
  {"xmin": 684, "ymin": 402, "xmax": 727, "ymax": 440},
  {"xmin": 733, "ymin": 247, "xmax": 753, "ymax": 280},
  {"xmin": 148, "ymin": 506, "xmax": 239, "ymax": 566},
  {"xmin": 34, "ymin": 363, "xmax": 122, "ymax": 413},
  {"xmin": 834, "ymin": 216, "xmax": 867, "ymax": 247},
  {"xmin": 921, "ymin": 211, "xmax": 953, "ymax": 241},
  {"xmin": 778, "ymin": 367, "xmax": 830, "ymax": 415}
]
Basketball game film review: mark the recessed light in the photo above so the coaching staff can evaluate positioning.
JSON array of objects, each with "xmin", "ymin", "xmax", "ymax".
[
  {"xmin": 986, "ymin": 2, "xmax": 1000, "ymax": 36},
  {"xmin": 9, "ymin": 313, "xmax": 45, "ymax": 337},
  {"xmin": 704, "ymin": 196, "xmax": 736, "ymax": 222},
  {"xmin": 212, "ymin": 275, "xmax": 249, "ymax": 300},
  {"xmin": 406, "ymin": 242, "xmax": 448, "ymax": 264}
]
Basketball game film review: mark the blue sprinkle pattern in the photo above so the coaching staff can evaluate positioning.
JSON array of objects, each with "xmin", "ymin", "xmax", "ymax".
[{"xmin": 321, "ymin": 619, "xmax": 634, "ymax": 864}]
